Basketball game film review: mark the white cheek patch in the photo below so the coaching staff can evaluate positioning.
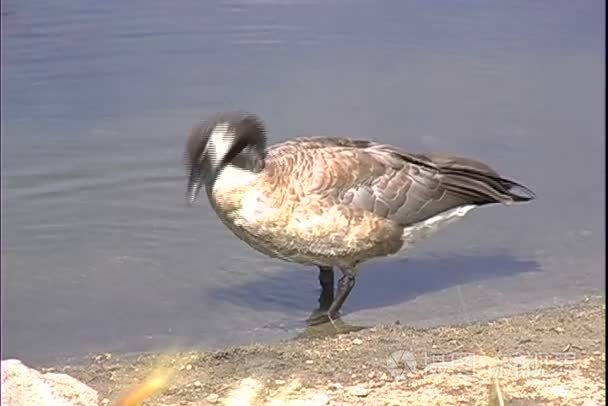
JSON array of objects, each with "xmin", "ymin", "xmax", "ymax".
[
  {"xmin": 207, "ymin": 122, "xmax": 235, "ymax": 169},
  {"xmin": 213, "ymin": 164, "xmax": 257, "ymax": 192}
]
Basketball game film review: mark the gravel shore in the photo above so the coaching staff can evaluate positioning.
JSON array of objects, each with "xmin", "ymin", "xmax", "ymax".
[{"xmin": 40, "ymin": 296, "xmax": 605, "ymax": 405}]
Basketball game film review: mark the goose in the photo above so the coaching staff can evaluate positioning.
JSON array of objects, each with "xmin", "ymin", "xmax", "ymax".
[{"xmin": 185, "ymin": 111, "xmax": 535, "ymax": 324}]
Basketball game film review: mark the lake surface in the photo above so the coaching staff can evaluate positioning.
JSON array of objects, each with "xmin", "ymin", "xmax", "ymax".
[{"xmin": 1, "ymin": 0, "xmax": 604, "ymax": 365}]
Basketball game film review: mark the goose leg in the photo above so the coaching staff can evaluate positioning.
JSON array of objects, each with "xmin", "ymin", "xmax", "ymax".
[
  {"xmin": 318, "ymin": 266, "xmax": 334, "ymax": 310},
  {"xmin": 307, "ymin": 266, "xmax": 334, "ymax": 325},
  {"xmin": 327, "ymin": 266, "xmax": 356, "ymax": 320}
]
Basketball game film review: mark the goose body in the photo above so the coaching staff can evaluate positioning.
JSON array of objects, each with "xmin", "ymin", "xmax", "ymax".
[{"xmin": 185, "ymin": 111, "xmax": 535, "ymax": 323}]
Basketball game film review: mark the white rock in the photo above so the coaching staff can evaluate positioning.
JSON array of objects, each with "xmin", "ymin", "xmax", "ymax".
[
  {"xmin": 548, "ymin": 385, "xmax": 569, "ymax": 398},
  {"xmin": 1, "ymin": 359, "xmax": 99, "ymax": 406},
  {"xmin": 289, "ymin": 379, "xmax": 303, "ymax": 392},
  {"xmin": 223, "ymin": 378, "xmax": 263, "ymax": 406},
  {"xmin": 206, "ymin": 393, "xmax": 219, "ymax": 403},
  {"xmin": 349, "ymin": 386, "xmax": 370, "ymax": 397},
  {"xmin": 352, "ymin": 338, "xmax": 363, "ymax": 345},
  {"xmin": 313, "ymin": 393, "xmax": 331, "ymax": 405},
  {"xmin": 304, "ymin": 393, "xmax": 330, "ymax": 406}
]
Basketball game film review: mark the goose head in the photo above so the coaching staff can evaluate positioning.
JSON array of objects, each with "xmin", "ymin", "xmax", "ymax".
[{"xmin": 185, "ymin": 111, "xmax": 267, "ymax": 205}]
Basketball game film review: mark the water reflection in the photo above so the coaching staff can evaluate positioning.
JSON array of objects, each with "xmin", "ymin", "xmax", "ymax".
[{"xmin": 213, "ymin": 254, "xmax": 540, "ymax": 316}]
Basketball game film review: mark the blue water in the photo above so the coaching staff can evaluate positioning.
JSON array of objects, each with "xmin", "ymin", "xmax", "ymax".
[{"xmin": 1, "ymin": 0, "xmax": 604, "ymax": 364}]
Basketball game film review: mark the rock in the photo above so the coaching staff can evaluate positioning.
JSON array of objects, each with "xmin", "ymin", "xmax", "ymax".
[
  {"xmin": 349, "ymin": 385, "xmax": 370, "ymax": 397},
  {"xmin": 206, "ymin": 393, "xmax": 219, "ymax": 403},
  {"xmin": 289, "ymin": 379, "xmax": 303, "ymax": 392},
  {"xmin": 352, "ymin": 338, "xmax": 363, "ymax": 345},
  {"xmin": 1, "ymin": 359, "xmax": 99, "ymax": 406},
  {"xmin": 305, "ymin": 360, "xmax": 314, "ymax": 365},
  {"xmin": 274, "ymin": 379, "xmax": 286, "ymax": 385},
  {"xmin": 223, "ymin": 378, "xmax": 263, "ymax": 406},
  {"xmin": 93, "ymin": 353, "xmax": 112, "ymax": 363},
  {"xmin": 306, "ymin": 392, "xmax": 330, "ymax": 405},
  {"xmin": 328, "ymin": 382, "xmax": 343, "ymax": 390},
  {"xmin": 273, "ymin": 392, "xmax": 330, "ymax": 406},
  {"xmin": 193, "ymin": 380, "xmax": 202, "ymax": 388},
  {"xmin": 547, "ymin": 385, "xmax": 569, "ymax": 398}
]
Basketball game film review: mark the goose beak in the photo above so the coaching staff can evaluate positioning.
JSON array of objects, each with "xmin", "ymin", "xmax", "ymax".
[{"xmin": 186, "ymin": 165, "xmax": 203, "ymax": 206}]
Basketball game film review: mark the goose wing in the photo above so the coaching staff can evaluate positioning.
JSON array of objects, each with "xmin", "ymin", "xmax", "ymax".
[{"xmin": 268, "ymin": 137, "xmax": 534, "ymax": 227}]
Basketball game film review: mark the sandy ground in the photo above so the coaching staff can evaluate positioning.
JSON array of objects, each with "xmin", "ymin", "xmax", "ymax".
[{"xmin": 47, "ymin": 296, "xmax": 605, "ymax": 405}]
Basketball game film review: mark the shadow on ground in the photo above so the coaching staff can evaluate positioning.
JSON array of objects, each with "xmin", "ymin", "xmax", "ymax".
[{"xmin": 211, "ymin": 253, "xmax": 541, "ymax": 316}]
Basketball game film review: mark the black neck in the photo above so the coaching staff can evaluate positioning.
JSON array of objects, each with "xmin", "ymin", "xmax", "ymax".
[{"xmin": 222, "ymin": 138, "xmax": 266, "ymax": 173}]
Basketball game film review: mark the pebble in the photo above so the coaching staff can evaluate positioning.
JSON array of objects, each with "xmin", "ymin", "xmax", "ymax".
[
  {"xmin": 206, "ymin": 393, "xmax": 219, "ymax": 403},
  {"xmin": 548, "ymin": 385, "xmax": 569, "ymax": 398},
  {"xmin": 291, "ymin": 380, "xmax": 303, "ymax": 391},
  {"xmin": 349, "ymin": 386, "xmax": 370, "ymax": 397},
  {"xmin": 352, "ymin": 338, "xmax": 363, "ymax": 345},
  {"xmin": 275, "ymin": 379, "xmax": 286, "ymax": 385},
  {"xmin": 186, "ymin": 364, "xmax": 193, "ymax": 371},
  {"xmin": 328, "ymin": 382, "xmax": 343, "ymax": 390},
  {"xmin": 368, "ymin": 371, "xmax": 375, "ymax": 379},
  {"xmin": 305, "ymin": 360, "xmax": 314, "ymax": 365},
  {"xmin": 193, "ymin": 380, "xmax": 202, "ymax": 388},
  {"xmin": 308, "ymin": 393, "xmax": 330, "ymax": 406},
  {"xmin": 93, "ymin": 353, "xmax": 112, "ymax": 362}
]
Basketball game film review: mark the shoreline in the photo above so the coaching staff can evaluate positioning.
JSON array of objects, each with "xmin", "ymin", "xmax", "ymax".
[{"xmin": 36, "ymin": 296, "xmax": 605, "ymax": 405}]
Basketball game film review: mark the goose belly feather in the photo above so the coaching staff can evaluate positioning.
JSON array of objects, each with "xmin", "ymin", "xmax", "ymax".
[{"xmin": 209, "ymin": 163, "xmax": 405, "ymax": 267}]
